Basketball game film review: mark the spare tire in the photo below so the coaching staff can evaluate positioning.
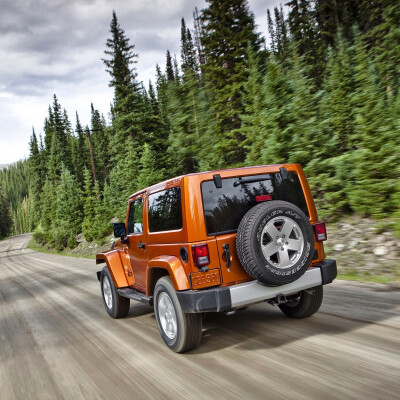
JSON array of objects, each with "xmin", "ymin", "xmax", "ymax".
[{"xmin": 236, "ymin": 200, "xmax": 314, "ymax": 286}]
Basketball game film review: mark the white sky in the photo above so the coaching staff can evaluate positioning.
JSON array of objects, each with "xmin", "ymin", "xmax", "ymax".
[{"xmin": 0, "ymin": 0, "xmax": 282, "ymax": 164}]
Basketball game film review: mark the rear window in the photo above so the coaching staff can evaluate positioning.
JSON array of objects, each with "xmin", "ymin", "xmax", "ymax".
[
  {"xmin": 201, "ymin": 172, "xmax": 309, "ymax": 236},
  {"xmin": 148, "ymin": 187, "xmax": 182, "ymax": 232}
]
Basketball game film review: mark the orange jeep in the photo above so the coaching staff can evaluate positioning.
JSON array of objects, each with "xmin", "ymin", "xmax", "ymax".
[{"xmin": 96, "ymin": 164, "xmax": 336, "ymax": 352}]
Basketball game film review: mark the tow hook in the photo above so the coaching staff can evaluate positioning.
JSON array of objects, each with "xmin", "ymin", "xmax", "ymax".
[{"xmin": 268, "ymin": 294, "xmax": 287, "ymax": 306}]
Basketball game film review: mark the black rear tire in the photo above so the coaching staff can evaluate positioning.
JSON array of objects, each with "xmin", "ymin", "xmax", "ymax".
[
  {"xmin": 279, "ymin": 285, "xmax": 323, "ymax": 318},
  {"xmin": 101, "ymin": 267, "xmax": 130, "ymax": 319},
  {"xmin": 236, "ymin": 200, "xmax": 314, "ymax": 286},
  {"xmin": 154, "ymin": 276, "xmax": 202, "ymax": 353}
]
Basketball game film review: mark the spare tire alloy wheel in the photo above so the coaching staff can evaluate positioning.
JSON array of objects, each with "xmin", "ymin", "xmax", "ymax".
[
  {"xmin": 236, "ymin": 201, "xmax": 315, "ymax": 286},
  {"xmin": 261, "ymin": 216, "xmax": 304, "ymax": 269}
]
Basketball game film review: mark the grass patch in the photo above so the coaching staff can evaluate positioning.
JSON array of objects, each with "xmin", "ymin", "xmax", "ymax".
[
  {"xmin": 337, "ymin": 273, "xmax": 399, "ymax": 284},
  {"xmin": 28, "ymin": 238, "xmax": 95, "ymax": 259}
]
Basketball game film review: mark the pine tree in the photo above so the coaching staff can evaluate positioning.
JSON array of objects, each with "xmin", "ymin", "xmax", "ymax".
[
  {"xmin": 43, "ymin": 106, "xmax": 54, "ymax": 167},
  {"xmin": 256, "ymin": 56, "xmax": 295, "ymax": 165},
  {"xmin": 103, "ymin": 11, "xmax": 139, "ymax": 101},
  {"xmin": 347, "ymin": 33, "xmax": 399, "ymax": 217},
  {"xmin": 304, "ymin": 38, "xmax": 355, "ymax": 217},
  {"xmin": 28, "ymin": 129, "xmax": 44, "ymax": 227},
  {"xmin": 242, "ymin": 44, "xmax": 265, "ymax": 164},
  {"xmin": 166, "ymin": 50, "xmax": 175, "ymax": 82},
  {"xmin": 369, "ymin": 3, "xmax": 400, "ymax": 98},
  {"xmin": 286, "ymin": 0, "xmax": 324, "ymax": 86},
  {"xmin": 54, "ymin": 96, "xmax": 72, "ymax": 172},
  {"xmin": 181, "ymin": 18, "xmax": 198, "ymax": 74},
  {"xmin": 45, "ymin": 95, "xmax": 73, "ymax": 182},
  {"xmin": 82, "ymin": 168, "xmax": 105, "ymax": 241},
  {"xmin": 274, "ymin": 6, "xmax": 288, "ymax": 58},
  {"xmin": 315, "ymin": 0, "xmax": 358, "ymax": 47},
  {"xmin": 55, "ymin": 167, "xmax": 83, "ymax": 248},
  {"xmin": 90, "ymin": 104, "xmax": 110, "ymax": 188},
  {"xmin": 40, "ymin": 179, "xmax": 57, "ymax": 239},
  {"xmin": 104, "ymin": 138, "xmax": 140, "ymax": 220},
  {"xmin": 193, "ymin": 6, "xmax": 206, "ymax": 66},
  {"xmin": 142, "ymin": 83, "xmax": 170, "ymax": 173},
  {"xmin": 137, "ymin": 143, "xmax": 161, "ymax": 190},
  {"xmin": 103, "ymin": 11, "xmax": 144, "ymax": 159},
  {"xmin": 200, "ymin": 0, "xmax": 263, "ymax": 167},
  {"xmin": 71, "ymin": 113, "xmax": 90, "ymax": 187},
  {"xmin": 0, "ymin": 185, "xmax": 13, "ymax": 238},
  {"xmin": 155, "ymin": 64, "xmax": 169, "ymax": 127}
]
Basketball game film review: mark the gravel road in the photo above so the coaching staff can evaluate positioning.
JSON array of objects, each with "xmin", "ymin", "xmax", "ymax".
[{"xmin": 1, "ymin": 234, "xmax": 399, "ymax": 400}]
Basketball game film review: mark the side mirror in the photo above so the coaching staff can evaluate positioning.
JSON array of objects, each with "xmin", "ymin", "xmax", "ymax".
[{"xmin": 113, "ymin": 223, "xmax": 128, "ymax": 244}]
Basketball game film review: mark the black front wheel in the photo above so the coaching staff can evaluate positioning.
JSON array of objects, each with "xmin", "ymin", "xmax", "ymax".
[
  {"xmin": 279, "ymin": 285, "xmax": 323, "ymax": 318},
  {"xmin": 101, "ymin": 267, "xmax": 130, "ymax": 319},
  {"xmin": 154, "ymin": 276, "xmax": 202, "ymax": 353}
]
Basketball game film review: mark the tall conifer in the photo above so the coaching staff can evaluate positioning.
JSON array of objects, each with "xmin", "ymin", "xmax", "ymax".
[{"xmin": 200, "ymin": 0, "xmax": 263, "ymax": 166}]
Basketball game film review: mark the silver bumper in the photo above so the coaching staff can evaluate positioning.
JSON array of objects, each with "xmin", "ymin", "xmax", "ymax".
[
  {"xmin": 230, "ymin": 267, "xmax": 323, "ymax": 308},
  {"xmin": 176, "ymin": 261, "xmax": 336, "ymax": 313}
]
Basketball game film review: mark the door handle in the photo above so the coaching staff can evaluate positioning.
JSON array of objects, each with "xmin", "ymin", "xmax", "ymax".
[
  {"xmin": 137, "ymin": 242, "xmax": 145, "ymax": 249},
  {"xmin": 222, "ymin": 244, "xmax": 231, "ymax": 268}
]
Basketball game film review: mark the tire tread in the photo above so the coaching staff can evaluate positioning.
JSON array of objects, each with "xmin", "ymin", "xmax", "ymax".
[
  {"xmin": 236, "ymin": 201, "xmax": 314, "ymax": 286},
  {"xmin": 279, "ymin": 285, "xmax": 323, "ymax": 318}
]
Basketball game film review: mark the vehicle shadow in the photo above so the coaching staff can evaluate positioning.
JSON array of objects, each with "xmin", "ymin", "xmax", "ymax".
[
  {"xmin": 190, "ymin": 283, "xmax": 400, "ymax": 355},
  {"xmin": 125, "ymin": 303, "xmax": 154, "ymax": 319}
]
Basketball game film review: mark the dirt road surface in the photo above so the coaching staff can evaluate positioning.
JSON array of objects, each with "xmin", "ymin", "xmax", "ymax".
[{"xmin": 1, "ymin": 234, "xmax": 399, "ymax": 400}]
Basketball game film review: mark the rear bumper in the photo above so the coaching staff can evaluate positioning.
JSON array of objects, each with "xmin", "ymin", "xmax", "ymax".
[{"xmin": 176, "ymin": 259, "xmax": 337, "ymax": 313}]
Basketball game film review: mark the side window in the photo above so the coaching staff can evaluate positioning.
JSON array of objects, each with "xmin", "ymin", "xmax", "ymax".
[
  {"xmin": 148, "ymin": 187, "xmax": 182, "ymax": 232},
  {"xmin": 127, "ymin": 198, "xmax": 143, "ymax": 234}
]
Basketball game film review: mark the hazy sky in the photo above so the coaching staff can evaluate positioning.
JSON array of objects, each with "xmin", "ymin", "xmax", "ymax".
[{"xmin": 0, "ymin": 0, "xmax": 281, "ymax": 164}]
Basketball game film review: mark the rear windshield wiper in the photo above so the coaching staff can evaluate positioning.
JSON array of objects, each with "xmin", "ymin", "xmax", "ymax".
[{"xmin": 233, "ymin": 175, "xmax": 271, "ymax": 187}]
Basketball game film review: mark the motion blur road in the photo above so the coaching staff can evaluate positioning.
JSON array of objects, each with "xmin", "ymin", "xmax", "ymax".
[{"xmin": 1, "ymin": 234, "xmax": 399, "ymax": 400}]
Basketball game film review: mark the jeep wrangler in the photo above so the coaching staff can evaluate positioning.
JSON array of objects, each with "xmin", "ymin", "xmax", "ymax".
[{"xmin": 96, "ymin": 164, "xmax": 337, "ymax": 352}]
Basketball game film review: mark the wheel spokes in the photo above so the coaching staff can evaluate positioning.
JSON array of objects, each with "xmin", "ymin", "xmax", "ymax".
[
  {"xmin": 280, "ymin": 219, "xmax": 295, "ymax": 238},
  {"xmin": 158, "ymin": 292, "xmax": 177, "ymax": 340},
  {"xmin": 265, "ymin": 222, "xmax": 281, "ymax": 238},
  {"xmin": 262, "ymin": 242, "xmax": 278, "ymax": 258},
  {"xmin": 279, "ymin": 249, "xmax": 290, "ymax": 266},
  {"xmin": 103, "ymin": 277, "xmax": 113, "ymax": 309},
  {"xmin": 286, "ymin": 238, "xmax": 302, "ymax": 252}
]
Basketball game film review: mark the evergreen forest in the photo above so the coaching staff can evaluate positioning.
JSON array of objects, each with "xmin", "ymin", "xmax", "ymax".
[{"xmin": 1, "ymin": 0, "xmax": 400, "ymax": 246}]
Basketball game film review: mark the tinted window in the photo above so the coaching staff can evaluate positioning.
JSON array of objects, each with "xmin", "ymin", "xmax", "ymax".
[
  {"xmin": 148, "ymin": 187, "xmax": 182, "ymax": 232},
  {"xmin": 127, "ymin": 198, "xmax": 143, "ymax": 234},
  {"xmin": 201, "ymin": 172, "xmax": 309, "ymax": 236}
]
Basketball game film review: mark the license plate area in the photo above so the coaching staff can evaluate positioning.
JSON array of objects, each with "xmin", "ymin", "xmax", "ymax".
[{"xmin": 190, "ymin": 269, "xmax": 221, "ymax": 290}]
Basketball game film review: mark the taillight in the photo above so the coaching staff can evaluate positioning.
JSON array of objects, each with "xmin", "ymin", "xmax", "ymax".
[
  {"xmin": 256, "ymin": 194, "xmax": 272, "ymax": 202},
  {"xmin": 191, "ymin": 244, "xmax": 210, "ymax": 267},
  {"xmin": 313, "ymin": 222, "xmax": 327, "ymax": 242}
]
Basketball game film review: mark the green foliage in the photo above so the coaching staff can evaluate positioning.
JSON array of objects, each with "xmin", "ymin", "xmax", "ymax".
[
  {"xmin": 137, "ymin": 143, "xmax": 161, "ymax": 190},
  {"xmin": 82, "ymin": 169, "xmax": 108, "ymax": 241},
  {"xmin": 200, "ymin": 0, "xmax": 263, "ymax": 166},
  {"xmin": 3, "ymin": 0, "xmax": 400, "ymax": 247},
  {"xmin": 71, "ymin": 113, "xmax": 91, "ymax": 188},
  {"xmin": 0, "ymin": 186, "xmax": 13, "ymax": 238},
  {"xmin": 90, "ymin": 104, "xmax": 110, "ymax": 188},
  {"xmin": 40, "ymin": 179, "xmax": 57, "ymax": 236},
  {"xmin": 55, "ymin": 167, "xmax": 83, "ymax": 248}
]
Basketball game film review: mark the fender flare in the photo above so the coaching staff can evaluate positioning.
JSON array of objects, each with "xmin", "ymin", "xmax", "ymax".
[
  {"xmin": 147, "ymin": 255, "xmax": 190, "ymax": 294},
  {"xmin": 96, "ymin": 250, "xmax": 129, "ymax": 288}
]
